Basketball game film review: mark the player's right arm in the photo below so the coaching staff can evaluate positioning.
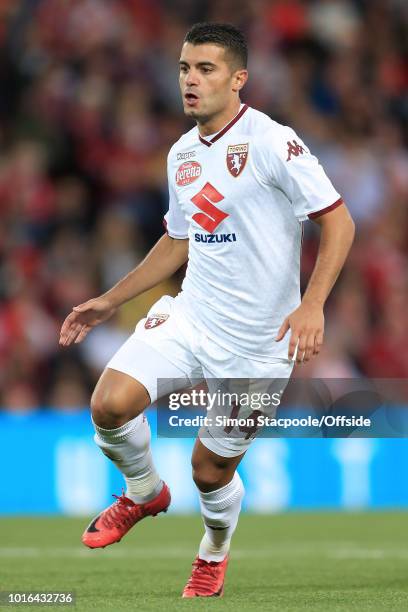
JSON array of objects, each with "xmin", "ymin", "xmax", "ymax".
[{"xmin": 59, "ymin": 233, "xmax": 188, "ymax": 347}]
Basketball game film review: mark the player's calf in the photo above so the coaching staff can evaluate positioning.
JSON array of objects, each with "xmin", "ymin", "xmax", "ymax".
[{"xmin": 84, "ymin": 368, "xmax": 167, "ymax": 549}]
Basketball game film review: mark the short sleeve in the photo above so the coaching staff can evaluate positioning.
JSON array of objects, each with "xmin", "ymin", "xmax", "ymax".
[
  {"xmin": 164, "ymin": 155, "xmax": 189, "ymax": 239},
  {"xmin": 261, "ymin": 126, "xmax": 342, "ymax": 222}
]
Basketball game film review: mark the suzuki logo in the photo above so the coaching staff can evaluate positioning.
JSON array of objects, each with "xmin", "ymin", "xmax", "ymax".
[{"xmin": 191, "ymin": 182, "xmax": 228, "ymax": 233}]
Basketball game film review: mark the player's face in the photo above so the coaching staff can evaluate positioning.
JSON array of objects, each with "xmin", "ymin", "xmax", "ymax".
[{"xmin": 179, "ymin": 42, "xmax": 244, "ymax": 123}]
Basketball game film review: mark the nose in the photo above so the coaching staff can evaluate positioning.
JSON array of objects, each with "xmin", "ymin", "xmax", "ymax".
[{"xmin": 185, "ymin": 69, "xmax": 199, "ymax": 87}]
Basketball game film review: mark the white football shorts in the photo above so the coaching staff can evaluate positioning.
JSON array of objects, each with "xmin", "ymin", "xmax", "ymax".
[{"xmin": 106, "ymin": 294, "xmax": 294, "ymax": 457}]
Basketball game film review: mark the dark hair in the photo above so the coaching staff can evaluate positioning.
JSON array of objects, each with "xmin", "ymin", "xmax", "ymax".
[{"xmin": 184, "ymin": 22, "xmax": 248, "ymax": 69}]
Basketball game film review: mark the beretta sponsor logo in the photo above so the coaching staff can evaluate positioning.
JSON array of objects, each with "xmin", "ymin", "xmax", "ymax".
[{"xmin": 176, "ymin": 161, "xmax": 202, "ymax": 186}]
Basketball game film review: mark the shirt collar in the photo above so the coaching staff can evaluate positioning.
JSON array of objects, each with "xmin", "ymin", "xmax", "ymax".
[{"xmin": 198, "ymin": 104, "xmax": 249, "ymax": 147}]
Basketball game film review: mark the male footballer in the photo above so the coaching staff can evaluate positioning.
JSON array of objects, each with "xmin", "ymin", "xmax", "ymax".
[{"xmin": 59, "ymin": 23, "xmax": 355, "ymax": 597}]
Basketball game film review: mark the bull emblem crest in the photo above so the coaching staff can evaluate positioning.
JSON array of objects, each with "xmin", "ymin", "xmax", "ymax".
[{"xmin": 226, "ymin": 143, "xmax": 249, "ymax": 177}]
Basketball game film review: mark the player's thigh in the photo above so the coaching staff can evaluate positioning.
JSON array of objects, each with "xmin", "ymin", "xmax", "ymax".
[
  {"xmin": 119, "ymin": 293, "xmax": 201, "ymax": 402},
  {"xmin": 91, "ymin": 294, "xmax": 202, "ymax": 424},
  {"xmin": 95, "ymin": 336, "xmax": 193, "ymax": 408},
  {"xmin": 198, "ymin": 358, "xmax": 294, "ymax": 458},
  {"xmin": 91, "ymin": 357, "xmax": 193, "ymax": 429}
]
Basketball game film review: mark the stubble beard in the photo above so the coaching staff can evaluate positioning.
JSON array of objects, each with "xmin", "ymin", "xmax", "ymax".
[{"xmin": 184, "ymin": 106, "xmax": 210, "ymax": 124}]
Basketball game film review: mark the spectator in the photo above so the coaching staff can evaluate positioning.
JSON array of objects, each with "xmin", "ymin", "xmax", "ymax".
[{"xmin": 0, "ymin": 0, "xmax": 406, "ymax": 408}]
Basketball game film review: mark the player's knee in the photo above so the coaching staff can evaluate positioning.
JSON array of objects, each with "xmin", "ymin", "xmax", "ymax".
[
  {"xmin": 90, "ymin": 370, "xmax": 150, "ymax": 429},
  {"xmin": 91, "ymin": 389, "xmax": 123, "ymax": 428},
  {"xmin": 191, "ymin": 460, "xmax": 225, "ymax": 491},
  {"xmin": 90, "ymin": 387, "xmax": 140, "ymax": 429}
]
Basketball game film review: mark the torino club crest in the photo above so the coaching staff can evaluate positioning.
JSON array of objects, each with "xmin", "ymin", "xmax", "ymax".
[
  {"xmin": 226, "ymin": 143, "xmax": 249, "ymax": 177},
  {"xmin": 144, "ymin": 314, "xmax": 169, "ymax": 329}
]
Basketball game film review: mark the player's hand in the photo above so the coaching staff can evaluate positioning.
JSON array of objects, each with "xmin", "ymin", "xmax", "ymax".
[
  {"xmin": 59, "ymin": 297, "xmax": 118, "ymax": 347},
  {"xmin": 275, "ymin": 300, "xmax": 324, "ymax": 363}
]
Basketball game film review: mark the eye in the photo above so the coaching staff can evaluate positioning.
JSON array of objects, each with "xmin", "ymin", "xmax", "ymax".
[{"xmin": 202, "ymin": 67, "xmax": 212, "ymax": 74}]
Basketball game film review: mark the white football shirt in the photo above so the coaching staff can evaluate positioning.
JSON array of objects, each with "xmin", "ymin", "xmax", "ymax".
[{"xmin": 164, "ymin": 104, "xmax": 342, "ymax": 361}]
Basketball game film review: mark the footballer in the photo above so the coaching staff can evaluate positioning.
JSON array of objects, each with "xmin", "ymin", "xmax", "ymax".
[{"xmin": 59, "ymin": 23, "xmax": 355, "ymax": 598}]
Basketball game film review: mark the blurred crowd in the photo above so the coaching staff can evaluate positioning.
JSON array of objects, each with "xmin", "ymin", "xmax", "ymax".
[{"xmin": 0, "ymin": 0, "xmax": 407, "ymax": 410}]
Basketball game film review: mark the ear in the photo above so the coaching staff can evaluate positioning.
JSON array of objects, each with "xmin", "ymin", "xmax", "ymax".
[{"xmin": 232, "ymin": 69, "xmax": 248, "ymax": 92}]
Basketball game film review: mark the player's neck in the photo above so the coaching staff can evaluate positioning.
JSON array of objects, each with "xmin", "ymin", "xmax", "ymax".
[{"xmin": 197, "ymin": 99, "xmax": 242, "ymax": 137}]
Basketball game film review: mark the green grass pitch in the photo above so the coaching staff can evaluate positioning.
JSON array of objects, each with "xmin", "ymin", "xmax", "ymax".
[{"xmin": 0, "ymin": 513, "xmax": 407, "ymax": 611}]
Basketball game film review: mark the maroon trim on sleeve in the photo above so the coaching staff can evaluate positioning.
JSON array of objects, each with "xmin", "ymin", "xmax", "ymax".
[
  {"xmin": 163, "ymin": 217, "xmax": 168, "ymax": 232},
  {"xmin": 308, "ymin": 198, "xmax": 344, "ymax": 220}
]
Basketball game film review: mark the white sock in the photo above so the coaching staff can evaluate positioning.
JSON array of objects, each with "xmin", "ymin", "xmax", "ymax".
[
  {"xmin": 93, "ymin": 413, "xmax": 162, "ymax": 503},
  {"xmin": 198, "ymin": 472, "xmax": 244, "ymax": 562}
]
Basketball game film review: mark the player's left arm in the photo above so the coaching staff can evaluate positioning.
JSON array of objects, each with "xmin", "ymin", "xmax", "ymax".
[{"xmin": 275, "ymin": 202, "xmax": 355, "ymax": 362}]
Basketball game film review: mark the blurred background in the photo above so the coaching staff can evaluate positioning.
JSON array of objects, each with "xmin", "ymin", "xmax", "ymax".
[{"xmin": 0, "ymin": 0, "xmax": 407, "ymax": 514}]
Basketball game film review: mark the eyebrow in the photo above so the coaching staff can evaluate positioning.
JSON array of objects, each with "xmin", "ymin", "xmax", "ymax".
[{"xmin": 179, "ymin": 60, "xmax": 217, "ymax": 68}]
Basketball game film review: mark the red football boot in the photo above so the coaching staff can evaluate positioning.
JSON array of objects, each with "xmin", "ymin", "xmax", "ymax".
[
  {"xmin": 82, "ymin": 483, "xmax": 171, "ymax": 549},
  {"xmin": 182, "ymin": 555, "xmax": 229, "ymax": 597}
]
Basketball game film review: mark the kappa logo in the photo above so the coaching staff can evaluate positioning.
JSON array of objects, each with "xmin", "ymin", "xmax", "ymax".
[
  {"xmin": 286, "ymin": 140, "xmax": 305, "ymax": 161},
  {"xmin": 176, "ymin": 161, "xmax": 201, "ymax": 186},
  {"xmin": 177, "ymin": 150, "xmax": 196, "ymax": 160},
  {"xmin": 144, "ymin": 314, "xmax": 169, "ymax": 329},
  {"xmin": 226, "ymin": 143, "xmax": 249, "ymax": 177}
]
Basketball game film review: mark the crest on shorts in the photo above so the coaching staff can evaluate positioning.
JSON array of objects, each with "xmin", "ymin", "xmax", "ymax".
[
  {"xmin": 226, "ymin": 143, "xmax": 249, "ymax": 177},
  {"xmin": 144, "ymin": 314, "xmax": 169, "ymax": 329}
]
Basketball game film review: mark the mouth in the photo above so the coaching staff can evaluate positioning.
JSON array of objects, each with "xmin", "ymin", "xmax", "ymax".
[{"xmin": 184, "ymin": 92, "xmax": 199, "ymax": 107}]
